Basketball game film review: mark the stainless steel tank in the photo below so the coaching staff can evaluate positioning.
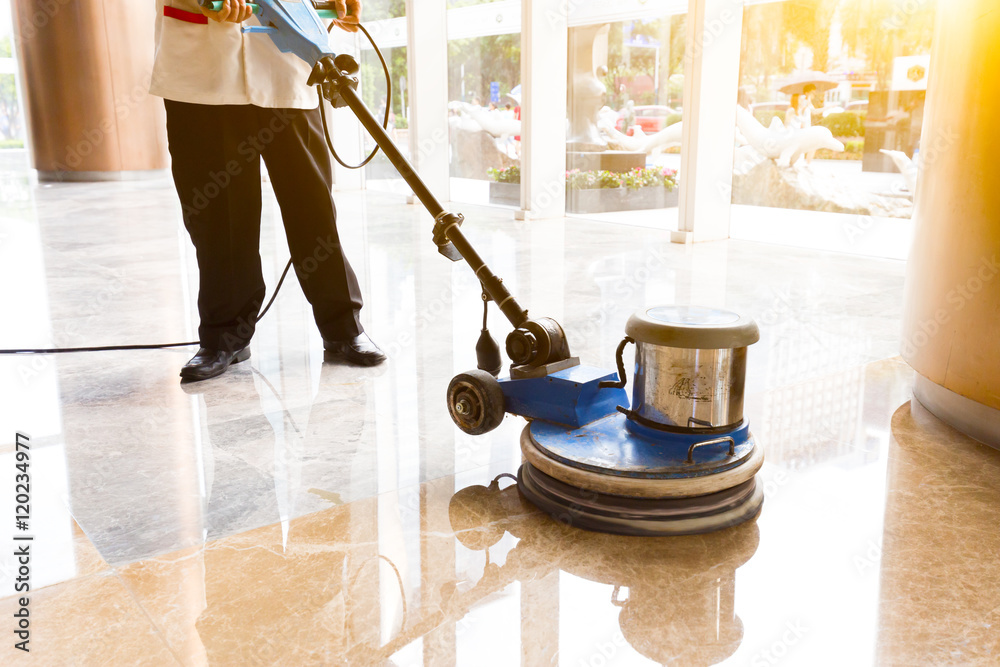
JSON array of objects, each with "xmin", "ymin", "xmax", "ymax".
[{"xmin": 625, "ymin": 306, "xmax": 760, "ymax": 430}]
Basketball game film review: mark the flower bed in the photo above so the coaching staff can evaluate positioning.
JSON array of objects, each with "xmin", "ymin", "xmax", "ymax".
[
  {"xmin": 488, "ymin": 166, "xmax": 679, "ymax": 213},
  {"xmin": 815, "ymin": 138, "xmax": 864, "ymax": 161}
]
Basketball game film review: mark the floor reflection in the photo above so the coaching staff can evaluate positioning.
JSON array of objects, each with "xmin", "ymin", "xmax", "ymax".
[
  {"xmin": 185, "ymin": 357, "xmax": 369, "ymax": 541},
  {"xmin": 877, "ymin": 400, "xmax": 1000, "ymax": 666},
  {"xmin": 446, "ymin": 475, "xmax": 759, "ymax": 667},
  {"xmin": 113, "ymin": 466, "xmax": 761, "ymax": 667}
]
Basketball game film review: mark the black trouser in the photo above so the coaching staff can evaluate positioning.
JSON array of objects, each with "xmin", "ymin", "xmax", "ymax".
[{"xmin": 164, "ymin": 100, "xmax": 363, "ymax": 352}]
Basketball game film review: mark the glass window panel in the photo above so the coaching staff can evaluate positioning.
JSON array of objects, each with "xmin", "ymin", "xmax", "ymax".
[
  {"xmin": 363, "ymin": 0, "xmax": 406, "ymax": 22},
  {"xmin": 446, "ymin": 2, "xmax": 521, "ymax": 207},
  {"xmin": 359, "ymin": 3, "xmax": 409, "ymax": 193},
  {"xmin": 565, "ymin": 8, "xmax": 686, "ymax": 228},
  {"xmin": 730, "ymin": 0, "xmax": 936, "ymax": 258},
  {"xmin": 0, "ymin": 0, "xmax": 26, "ymax": 151}
]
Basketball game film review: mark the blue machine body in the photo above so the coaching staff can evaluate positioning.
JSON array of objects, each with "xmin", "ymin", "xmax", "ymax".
[
  {"xmin": 499, "ymin": 365, "xmax": 752, "ymax": 479},
  {"xmin": 498, "ymin": 366, "xmax": 627, "ymax": 429},
  {"xmin": 241, "ymin": 0, "xmax": 334, "ymax": 66}
]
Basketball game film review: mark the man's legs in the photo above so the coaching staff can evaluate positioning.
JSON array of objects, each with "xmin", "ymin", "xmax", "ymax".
[
  {"xmin": 165, "ymin": 100, "xmax": 266, "ymax": 354},
  {"xmin": 256, "ymin": 105, "xmax": 365, "ymax": 342}
]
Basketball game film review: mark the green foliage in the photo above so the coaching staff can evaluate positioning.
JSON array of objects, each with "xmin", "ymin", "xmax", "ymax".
[
  {"xmin": 565, "ymin": 167, "xmax": 678, "ymax": 191},
  {"xmin": 363, "ymin": 0, "xmax": 406, "ymax": 21},
  {"xmin": 753, "ymin": 110, "xmax": 787, "ymax": 128},
  {"xmin": 605, "ymin": 17, "xmax": 685, "ymax": 109},
  {"xmin": 739, "ymin": 3, "xmax": 798, "ymax": 93},
  {"xmin": 844, "ymin": 139, "xmax": 864, "ymax": 153},
  {"xmin": 840, "ymin": 0, "xmax": 935, "ymax": 90},
  {"xmin": 489, "ymin": 166, "xmax": 679, "ymax": 191},
  {"xmin": 739, "ymin": 0, "xmax": 936, "ymax": 96},
  {"xmin": 566, "ymin": 170, "xmax": 614, "ymax": 190},
  {"xmin": 0, "ymin": 139, "xmax": 24, "ymax": 149},
  {"xmin": 487, "ymin": 165, "xmax": 520, "ymax": 184},
  {"xmin": 620, "ymin": 168, "xmax": 665, "ymax": 190},
  {"xmin": 602, "ymin": 64, "xmax": 643, "ymax": 110},
  {"xmin": 447, "ymin": 34, "xmax": 520, "ymax": 104},
  {"xmin": 393, "ymin": 116, "xmax": 408, "ymax": 130},
  {"xmin": 819, "ymin": 112, "xmax": 865, "ymax": 138},
  {"xmin": 360, "ymin": 45, "xmax": 408, "ymax": 119},
  {"xmin": 781, "ymin": 0, "xmax": 837, "ymax": 72},
  {"xmin": 815, "ymin": 138, "xmax": 864, "ymax": 160},
  {"xmin": 664, "ymin": 113, "xmax": 682, "ymax": 127}
]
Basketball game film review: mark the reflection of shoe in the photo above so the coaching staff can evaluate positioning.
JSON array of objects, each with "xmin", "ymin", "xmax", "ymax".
[
  {"xmin": 179, "ymin": 347, "xmax": 250, "ymax": 383},
  {"xmin": 323, "ymin": 333, "xmax": 387, "ymax": 366}
]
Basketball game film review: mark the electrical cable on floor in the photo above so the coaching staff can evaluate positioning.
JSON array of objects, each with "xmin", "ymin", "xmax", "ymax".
[
  {"xmin": 1, "ymin": 18, "xmax": 392, "ymax": 356},
  {"xmin": 0, "ymin": 259, "xmax": 294, "ymax": 354}
]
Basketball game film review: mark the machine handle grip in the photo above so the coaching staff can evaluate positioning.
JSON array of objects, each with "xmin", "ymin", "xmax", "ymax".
[
  {"xmin": 598, "ymin": 336, "xmax": 634, "ymax": 389},
  {"xmin": 197, "ymin": 1, "xmax": 345, "ymax": 19}
]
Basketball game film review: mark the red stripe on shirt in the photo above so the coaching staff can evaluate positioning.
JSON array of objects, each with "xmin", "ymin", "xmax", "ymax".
[{"xmin": 163, "ymin": 6, "xmax": 209, "ymax": 25}]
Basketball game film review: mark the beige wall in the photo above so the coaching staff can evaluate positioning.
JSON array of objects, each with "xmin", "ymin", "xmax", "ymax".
[
  {"xmin": 901, "ymin": 0, "xmax": 1000, "ymax": 410},
  {"xmin": 13, "ymin": 0, "xmax": 168, "ymax": 176}
]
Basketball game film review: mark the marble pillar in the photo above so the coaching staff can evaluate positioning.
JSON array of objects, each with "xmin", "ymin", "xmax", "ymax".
[
  {"xmin": 901, "ymin": 0, "xmax": 1000, "ymax": 448},
  {"xmin": 12, "ymin": 0, "xmax": 168, "ymax": 180}
]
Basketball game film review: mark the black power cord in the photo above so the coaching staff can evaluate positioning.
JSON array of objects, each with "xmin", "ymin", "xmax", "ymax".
[
  {"xmin": 1, "ymin": 14, "xmax": 392, "ymax": 356},
  {"xmin": 0, "ymin": 259, "xmax": 294, "ymax": 354},
  {"xmin": 319, "ymin": 22, "xmax": 390, "ymax": 170}
]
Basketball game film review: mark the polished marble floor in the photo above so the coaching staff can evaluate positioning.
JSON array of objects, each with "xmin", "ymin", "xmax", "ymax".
[{"xmin": 1, "ymin": 157, "xmax": 998, "ymax": 665}]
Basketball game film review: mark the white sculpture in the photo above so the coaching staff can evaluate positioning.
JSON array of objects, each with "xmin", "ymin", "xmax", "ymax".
[
  {"xmin": 567, "ymin": 24, "xmax": 612, "ymax": 150},
  {"xmin": 597, "ymin": 106, "xmax": 620, "ymax": 131},
  {"xmin": 598, "ymin": 117, "xmax": 683, "ymax": 155},
  {"xmin": 643, "ymin": 123, "xmax": 684, "ymax": 156},
  {"xmin": 449, "ymin": 102, "xmax": 521, "ymax": 142},
  {"xmin": 448, "ymin": 111, "xmax": 483, "ymax": 136},
  {"xmin": 735, "ymin": 106, "xmax": 844, "ymax": 167},
  {"xmin": 880, "ymin": 149, "xmax": 919, "ymax": 195}
]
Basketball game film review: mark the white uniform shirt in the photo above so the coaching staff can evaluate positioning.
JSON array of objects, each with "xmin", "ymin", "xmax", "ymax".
[{"xmin": 151, "ymin": 0, "xmax": 318, "ymax": 109}]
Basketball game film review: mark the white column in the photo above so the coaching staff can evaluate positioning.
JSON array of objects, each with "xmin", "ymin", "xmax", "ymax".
[
  {"xmin": 517, "ymin": 0, "xmax": 568, "ymax": 220},
  {"xmin": 674, "ymin": 0, "xmax": 744, "ymax": 243},
  {"xmin": 405, "ymin": 0, "xmax": 450, "ymax": 203}
]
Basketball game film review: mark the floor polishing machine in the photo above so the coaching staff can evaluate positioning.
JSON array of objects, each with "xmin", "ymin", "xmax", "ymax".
[{"xmin": 221, "ymin": 0, "xmax": 764, "ymax": 535}]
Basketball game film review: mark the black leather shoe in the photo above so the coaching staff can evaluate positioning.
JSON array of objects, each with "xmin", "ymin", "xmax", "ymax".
[
  {"xmin": 323, "ymin": 333, "xmax": 387, "ymax": 366},
  {"xmin": 179, "ymin": 347, "xmax": 250, "ymax": 382}
]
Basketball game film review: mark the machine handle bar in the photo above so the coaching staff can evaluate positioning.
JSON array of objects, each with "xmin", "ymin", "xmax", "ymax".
[
  {"xmin": 198, "ymin": 1, "xmax": 347, "ymax": 19},
  {"xmin": 324, "ymin": 67, "xmax": 530, "ymax": 329}
]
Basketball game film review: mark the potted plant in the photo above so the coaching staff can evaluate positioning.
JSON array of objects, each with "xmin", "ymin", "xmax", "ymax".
[
  {"xmin": 487, "ymin": 165, "xmax": 521, "ymax": 207},
  {"xmin": 488, "ymin": 165, "xmax": 679, "ymax": 213},
  {"xmin": 566, "ymin": 167, "xmax": 679, "ymax": 214}
]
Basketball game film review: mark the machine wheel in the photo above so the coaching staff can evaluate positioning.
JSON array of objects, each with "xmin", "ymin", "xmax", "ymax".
[{"xmin": 447, "ymin": 370, "xmax": 505, "ymax": 435}]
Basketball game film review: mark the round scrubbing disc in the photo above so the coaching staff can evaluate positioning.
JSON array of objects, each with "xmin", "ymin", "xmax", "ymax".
[
  {"xmin": 517, "ymin": 462, "xmax": 763, "ymax": 536},
  {"xmin": 520, "ymin": 424, "xmax": 764, "ymax": 499}
]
